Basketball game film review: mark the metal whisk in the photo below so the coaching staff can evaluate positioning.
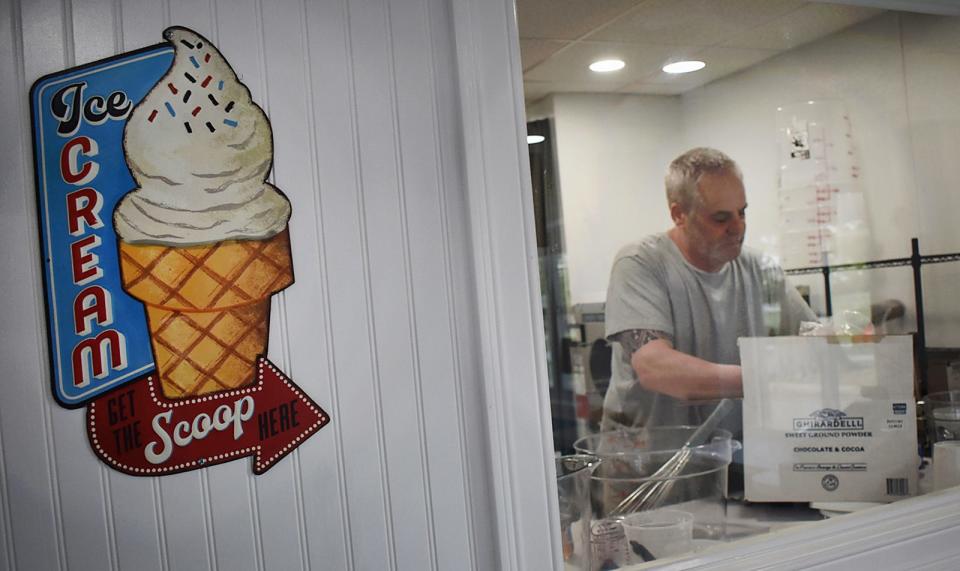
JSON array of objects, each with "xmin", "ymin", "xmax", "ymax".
[{"xmin": 608, "ymin": 399, "xmax": 734, "ymax": 516}]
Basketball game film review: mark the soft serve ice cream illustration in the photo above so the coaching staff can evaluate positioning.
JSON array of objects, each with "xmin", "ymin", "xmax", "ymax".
[{"xmin": 115, "ymin": 27, "xmax": 293, "ymax": 400}]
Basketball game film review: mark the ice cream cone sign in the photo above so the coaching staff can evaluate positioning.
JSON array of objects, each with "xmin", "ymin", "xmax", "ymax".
[{"xmin": 30, "ymin": 27, "xmax": 329, "ymax": 476}]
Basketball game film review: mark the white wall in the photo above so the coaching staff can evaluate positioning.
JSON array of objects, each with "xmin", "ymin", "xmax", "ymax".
[
  {"xmin": 540, "ymin": 12, "xmax": 960, "ymax": 346},
  {"xmin": 682, "ymin": 11, "xmax": 960, "ymax": 345},
  {"xmin": 0, "ymin": 0, "xmax": 539, "ymax": 569},
  {"xmin": 550, "ymin": 93, "xmax": 682, "ymax": 305},
  {"xmin": 901, "ymin": 14, "xmax": 960, "ymax": 346}
]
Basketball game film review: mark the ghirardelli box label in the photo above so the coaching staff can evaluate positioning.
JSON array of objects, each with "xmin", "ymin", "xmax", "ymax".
[{"xmin": 740, "ymin": 336, "xmax": 917, "ymax": 502}]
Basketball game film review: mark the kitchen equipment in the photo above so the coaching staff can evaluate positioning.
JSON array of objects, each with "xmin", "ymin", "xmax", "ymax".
[
  {"xmin": 556, "ymin": 454, "xmax": 600, "ymax": 570},
  {"xmin": 620, "ymin": 508, "xmax": 694, "ymax": 563},
  {"xmin": 573, "ymin": 423, "xmax": 737, "ymax": 540},
  {"xmin": 933, "ymin": 441, "xmax": 960, "ymax": 490},
  {"xmin": 925, "ymin": 390, "xmax": 960, "ymax": 443},
  {"xmin": 608, "ymin": 400, "xmax": 734, "ymax": 515}
]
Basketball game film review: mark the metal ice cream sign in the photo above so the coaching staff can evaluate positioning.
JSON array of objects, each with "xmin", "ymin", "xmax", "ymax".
[{"xmin": 31, "ymin": 26, "xmax": 328, "ymax": 476}]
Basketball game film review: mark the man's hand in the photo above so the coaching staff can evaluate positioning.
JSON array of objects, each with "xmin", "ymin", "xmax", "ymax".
[{"xmin": 616, "ymin": 329, "xmax": 743, "ymax": 400}]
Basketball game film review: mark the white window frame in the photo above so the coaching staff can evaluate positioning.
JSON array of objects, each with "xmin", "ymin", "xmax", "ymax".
[{"xmin": 451, "ymin": 0, "xmax": 960, "ymax": 568}]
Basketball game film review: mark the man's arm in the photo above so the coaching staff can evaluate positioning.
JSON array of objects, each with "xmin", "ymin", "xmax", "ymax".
[{"xmin": 617, "ymin": 329, "xmax": 743, "ymax": 400}]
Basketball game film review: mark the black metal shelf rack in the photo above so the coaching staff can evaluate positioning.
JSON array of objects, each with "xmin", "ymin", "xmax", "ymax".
[{"xmin": 785, "ymin": 238, "xmax": 960, "ymax": 396}]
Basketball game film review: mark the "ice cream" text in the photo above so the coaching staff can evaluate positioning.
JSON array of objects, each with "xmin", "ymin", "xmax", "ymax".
[{"xmin": 56, "ymin": 120, "xmax": 128, "ymax": 387}]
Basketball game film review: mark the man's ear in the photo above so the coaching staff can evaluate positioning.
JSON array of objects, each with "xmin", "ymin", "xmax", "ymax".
[{"xmin": 670, "ymin": 201, "xmax": 687, "ymax": 226}]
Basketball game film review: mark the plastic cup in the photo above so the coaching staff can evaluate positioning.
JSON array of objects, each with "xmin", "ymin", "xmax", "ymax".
[
  {"xmin": 924, "ymin": 391, "xmax": 960, "ymax": 443},
  {"xmin": 620, "ymin": 508, "xmax": 694, "ymax": 563},
  {"xmin": 933, "ymin": 440, "xmax": 960, "ymax": 490}
]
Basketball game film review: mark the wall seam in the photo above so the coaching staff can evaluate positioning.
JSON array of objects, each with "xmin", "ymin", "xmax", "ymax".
[
  {"xmin": 100, "ymin": 468, "xmax": 119, "ymax": 571},
  {"xmin": 340, "ymin": 0, "xmax": 400, "ymax": 567},
  {"xmin": 113, "ymin": 0, "xmax": 122, "ymax": 53},
  {"xmin": 250, "ymin": 2, "xmax": 271, "ymax": 569},
  {"xmin": 152, "ymin": 480, "xmax": 170, "ymax": 571},
  {"xmin": 2, "ymin": 0, "xmax": 25, "ymax": 561},
  {"xmin": 287, "ymin": 4, "xmax": 317, "ymax": 568},
  {"xmin": 250, "ymin": 1, "xmax": 309, "ymax": 565},
  {"xmin": 300, "ymin": 0, "xmax": 355, "ymax": 567},
  {"xmin": 424, "ymin": 0, "xmax": 479, "ymax": 566},
  {"xmin": 383, "ymin": 0, "xmax": 438, "ymax": 568},
  {"xmin": 33, "ymin": 2, "xmax": 73, "ymax": 569},
  {"xmin": 0, "ymin": 410, "xmax": 15, "ymax": 571},
  {"xmin": 199, "ymin": 470, "xmax": 218, "ymax": 571}
]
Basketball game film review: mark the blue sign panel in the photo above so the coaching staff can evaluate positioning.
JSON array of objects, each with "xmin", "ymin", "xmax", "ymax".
[{"xmin": 31, "ymin": 45, "xmax": 174, "ymax": 407}]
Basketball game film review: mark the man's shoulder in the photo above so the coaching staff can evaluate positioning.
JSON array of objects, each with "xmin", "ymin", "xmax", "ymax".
[
  {"xmin": 614, "ymin": 233, "xmax": 670, "ymax": 263},
  {"xmin": 736, "ymin": 245, "xmax": 782, "ymax": 272}
]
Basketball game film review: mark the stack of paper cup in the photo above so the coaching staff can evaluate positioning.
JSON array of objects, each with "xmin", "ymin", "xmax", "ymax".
[{"xmin": 933, "ymin": 441, "xmax": 960, "ymax": 491}]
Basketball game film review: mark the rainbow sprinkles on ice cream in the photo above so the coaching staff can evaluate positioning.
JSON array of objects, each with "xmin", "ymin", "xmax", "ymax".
[
  {"xmin": 114, "ymin": 27, "xmax": 294, "ymax": 400},
  {"xmin": 116, "ymin": 26, "xmax": 290, "ymax": 245}
]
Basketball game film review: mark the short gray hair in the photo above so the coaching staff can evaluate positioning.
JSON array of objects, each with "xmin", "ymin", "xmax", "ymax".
[{"xmin": 665, "ymin": 147, "xmax": 742, "ymax": 212}]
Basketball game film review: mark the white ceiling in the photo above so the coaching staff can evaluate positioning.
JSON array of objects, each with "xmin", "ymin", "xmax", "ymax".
[{"xmin": 517, "ymin": 0, "xmax": 887, "ymax": 102}]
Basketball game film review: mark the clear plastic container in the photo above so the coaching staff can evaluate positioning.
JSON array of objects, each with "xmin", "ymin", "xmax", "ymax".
[
  {"xmin": 574, "ymin": 427, "xmax": 738, "ymax": 541},
  {"xmin": 556, "ymin": 454, "xmax": 600, "ymax": 570}
]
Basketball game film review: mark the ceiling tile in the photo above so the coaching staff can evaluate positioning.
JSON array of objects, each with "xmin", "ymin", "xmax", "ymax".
[
  {"xmin": 516, "ymin": 0, "xmax": 645, "ymax": 41},
  {"xmin": 723, "ymin": 3, "xmax": 883, "ymax": 50},
  {"xmin": 587, "ymin": 0, "xmax": 805, "ymax": 46},
  {"xmin": 524, "ymin": 79, "xmax": 622, "ymax": 102},
  {"xmin": 899, "ymin": 12, "xmax": 960, "ymax": 53},
  {"xmin": 523, "ymin": 81, "xmax": 559, "ymax": 103},
  {"xmin": 520, "ymin": 39, "xmax": 570, "ymax": 71},
  {"xmin": 616, "ymin": 81, "xmax": 690, "ymax": 95},
  {"xmin": 523, "ymin": 40, "xmax": 686, "ymax": 85}
]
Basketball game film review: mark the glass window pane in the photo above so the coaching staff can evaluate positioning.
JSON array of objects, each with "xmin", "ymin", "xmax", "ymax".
[{"xmin": 522, "ymin": 4, "xmax": 960, "ymax": 566}]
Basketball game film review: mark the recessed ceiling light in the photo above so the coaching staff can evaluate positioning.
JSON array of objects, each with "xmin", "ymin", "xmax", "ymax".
[
  {"xmin": 527, "ymin": 135, "xmax": 545, "ymax": 144},
  {"xmin": 662, "ymin": 60, "xmax": 706, "ymax": 74},
  {"xmin": 589, "ymin": 59, "xmax": 625, "ymax": 73}
]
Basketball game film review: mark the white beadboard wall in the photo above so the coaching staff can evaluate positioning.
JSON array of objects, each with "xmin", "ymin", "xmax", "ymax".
[{"xmin": 0, "ymin": 0, "xmax": 558, "ymax": 570}]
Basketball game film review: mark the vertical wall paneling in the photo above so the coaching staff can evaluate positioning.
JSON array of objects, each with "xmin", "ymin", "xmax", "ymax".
[
  {"xmin": 21, "ymin": 0, "xmax": 117, "ymax": 570},
  {"xmin": 424, "ymin": 0, "xmax": 499, "ymax": 567},
  {"xmin": 299, "ymin": 1, "xmax": 360, "ymax": 569},
  {"xmin": 70, "ymin": 0, "xmax": 116, "ymax": 65},
  {"xmin": 285, "ymin": 0, "xmax": 352, "ymax": 565},
  {"xmin": 4, "ymin": 0, "xmax": 529, "ymax": 569},
  {"xmin": 344, "ymin": 0, "xmax": 431, "ymax": 568},
  {"xmin": 118, "ymin": 0, "xmax": 169, "ymax": 52},
  {"xmin": 450, "ymin": 0, "xmax": 561, "ymax": 568},
  {"xmin": 0, "ymin": 431, "xmax": 10, "ymax": 571},
  {"xmin": 1, "ymin": 0, "xmax": 62, "ymax": 564},
  {"xmin": 196, "ymin": 3, "xmax": 269, "ymax": 571},
  {"xmin": 107, "ymin": 472, "xmax": 165, "ymax": 571},
  {"xmin": 322, "ymin": 0, "xmax": 398, "ymax": 568},
  {"xmin": 356, "ymin": 0, "xmax": 436, "ymax": 569},
  {"xmin": 389, "ymin": 0, "xmax": 475, "ymax": 569},
  {"xmin": 254, "ymin": 0, "xmax": 313, "ymax": 568},
  {"xmin": 0, "ymin": 1, "xmax": 47, "ymax": 566}
]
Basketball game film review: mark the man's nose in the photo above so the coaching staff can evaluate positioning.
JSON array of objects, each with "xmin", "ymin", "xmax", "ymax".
[{"xmin": 728, "ymin": 216, "xmax": 745, "ymax": 235}]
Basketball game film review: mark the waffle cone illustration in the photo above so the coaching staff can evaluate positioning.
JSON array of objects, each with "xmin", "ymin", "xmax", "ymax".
[
  {"xmin": 119, "ymin": 231, "xmax": 293, "ymax": 399},
  {"xmin": 114, "ymin": 27, "xmax": 294, "ymax": 400}
]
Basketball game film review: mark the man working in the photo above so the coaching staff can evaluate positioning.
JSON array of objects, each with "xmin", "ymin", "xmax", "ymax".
[{"xmin": 602, "ymin": 147, "xmax": 816, "ymax": 436}]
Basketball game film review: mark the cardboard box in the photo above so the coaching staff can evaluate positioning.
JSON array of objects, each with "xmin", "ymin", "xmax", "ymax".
[{"xmin": 740, "ymin": 335, "xmax": 918, "ymax": 502}]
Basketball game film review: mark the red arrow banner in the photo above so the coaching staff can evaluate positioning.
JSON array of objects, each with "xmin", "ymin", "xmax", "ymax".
[{"xmin": 87, "ymin": 357, "xmax": 329, "ymax": 475}]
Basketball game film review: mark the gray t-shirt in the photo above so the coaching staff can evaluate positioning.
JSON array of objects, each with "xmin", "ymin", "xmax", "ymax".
[{"xmin": 602, "ymin": 233, "xmax": 816, "ymax": 435}]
